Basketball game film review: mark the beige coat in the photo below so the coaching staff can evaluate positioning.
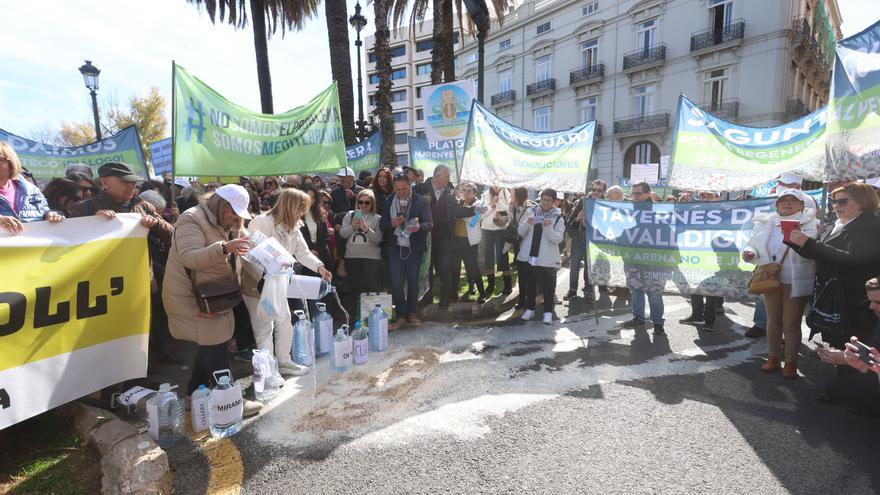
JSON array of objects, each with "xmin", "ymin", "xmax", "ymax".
[{"xmin": 162, "ymin": 202, "xmax": 243, "ymax": 346}]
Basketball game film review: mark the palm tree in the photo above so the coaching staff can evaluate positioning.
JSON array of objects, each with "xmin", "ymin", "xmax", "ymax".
[
  {"xmin": 324, "ymin": 0, "xmax": 357, "ymax": 145},
  {"xmin": 373, "ymin": 0, "xmax": 397, "ymax": 167}
]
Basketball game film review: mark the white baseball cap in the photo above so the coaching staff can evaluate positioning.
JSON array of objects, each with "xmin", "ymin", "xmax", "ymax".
[
  {"xmin": 778, "ymin": 172, "xmax": 803, "ymax": 185},
  {"xmin": 215, "ymin": 184, "xmax": 252, "ymax": 220},
  {"xmin": 174, "ymin": 178, "xmax": 191, "ymax": 188},
  {"xmin": 865, "ymin": 177, "xmax": 880, "ymax": 189},
  {"xmin": 776, "ymin": 188, "xmax": 810, "ymax": 205},
  {"xmin": 337, "ymin": 167, "xmax": 356, "ymax": 177}
]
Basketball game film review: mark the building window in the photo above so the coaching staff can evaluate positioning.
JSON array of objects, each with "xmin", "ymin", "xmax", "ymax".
[
  {"xmin": 416, "ymin": 86, "xmax": 426, "ymax": 99},
  {"xmin": 583, "ymin": 1, "xmax": 599, "ymax": 15},
  {"xmin": 703, "ymin": 68, "xmax": 728, "ymax": 110},
  {"xmin": 453, "ymin": 32, "xmax": 460, "ymax": 44},
  {"xmin": 416, "ymin": 63, "xmax": 431, "ymax": 75},
  {"xmin": 389, "ymin": 45, "xmax": 406, "ymax": 58},
  {"xmin": 534, "ymin": 107, "xmax": 551, "ymax": 131},
  {"xmin": 537, "ymin": 21, "xmax": 551, "ymax": 35},
  {"xmin": 392, "ymin": 67, "xmax": 407, "ymax": 80},
  {"xmin": 392, "ymin": 111, "xmax": 408, "ymax": 123},
  {"xmin": 369, "ymin": 94, "xmax": 376, "ymax": 106},
  {"xmin": 708, "ymin": 0, "xmax": 734, "ymax": 30},
  {"xmin": 579, "ymin": 97, "xmax": 598, "ymax": 122},
  {"xmin": 416, "ymin": 130, "xmax": 426, "ymax": 139},
  {"xmin": 368, "ymin": 51, "xmax": 376, "ymax": 63},
  {"xmin": 369, "ymin": 73, "xmax": 378, "ymax": 84},
  {"xmin": 634, "ymin": 85, "xmax": 655, "ymax": 117},
  {"xmin": 397, "ymin": 153, "xmax": 409, "ymax": 166},
  {"xmin": 535, "ymin": 55, "xmax": 552, "ymax": 82},
  {"xmin": 499, "ymin": 38, "xmax": 511, "ymax": 50},
  {"xmin": 416, "ymin": 39, "xmax": 433, "ymax": 52},
  {"xmin": 581, "ymin": 39, "xmax": 598, "ymax": 68},
  {"xmin": 390, "ymin": 89, "xmax": 407, "ymax": 102},
  {"xmin": 624, "ymin": 141, "xmax": 660, "ymax": 178},
  {"xmin": 637, "ymin": 19, "xmax": 657, "ymax": 53},
  {"xmin": 416, "ymin": 108, "xmax": 424, "ymax": 120},
  {"xmin": 498, "ymin": 69, "xmax": 512, "ymax": 93},
  {"xmin": 395, "ymin": 133, "xmax": 409, "ymax": 145}
]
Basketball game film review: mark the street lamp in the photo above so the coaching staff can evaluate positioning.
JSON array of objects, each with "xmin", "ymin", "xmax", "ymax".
[
  {"xmin": 350, "ymin": 2, "xmax": 375, "ymax": 141},
  {"xmin": 78, "ymin": 60, "xmax": 102, "ymax": 141}
]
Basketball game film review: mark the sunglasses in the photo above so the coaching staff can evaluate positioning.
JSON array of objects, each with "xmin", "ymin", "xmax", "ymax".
[
  {"xmin": 831, "ymin": 198, "xmax": 850, "ymax": 206},
  {"xmin": 358, "ymin": 200, "xmax": 372, "ymax": 205}
]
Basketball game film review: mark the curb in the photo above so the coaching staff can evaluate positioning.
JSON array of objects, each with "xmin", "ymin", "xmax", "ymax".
[
  {"xmin": 420, "ymin": 293, "xmax": 517, "ymax": 322},
  {"xmin": 61, "ymin": 401, "xmax": 172, "ymax": 495}
]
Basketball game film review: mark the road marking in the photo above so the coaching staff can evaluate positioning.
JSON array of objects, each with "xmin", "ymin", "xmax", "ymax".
[{"xmin": 187, "ymin": 415, "xmax": 244, "ymax": 495}]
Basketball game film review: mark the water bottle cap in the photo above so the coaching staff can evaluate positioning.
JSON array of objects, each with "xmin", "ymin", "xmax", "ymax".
[
  {"xmin": 316, "ymin": 302, "xmax": 326, "ymax": 311},
  {"xmin": 158, "ymin": 383, "xmax": 177, "ymax": 393},
  {"xmin": 197, "ymin": 384, "xmax": 206, "ymax": 390},
  {"xmin": 354, "ymin": 321, "xmax": 361, "ymax": 328}
]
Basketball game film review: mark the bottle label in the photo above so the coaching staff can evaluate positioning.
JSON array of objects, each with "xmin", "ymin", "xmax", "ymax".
[
  {"xmin": 334, "ymin": 340, "xmax": 353, "ymax": 367},
  {"xmin": 253, "ymin": 362, "xmax": 269, "ymax": 393},
  {"xmin": 147, "ymin": 402, "xmax": 159, "ymax": 441},
  {"xmin": 212, "ymin": 385, "xmax": 243, "ymax": 425},
  {"xmin": 192, "ymin": 397, "xmax": 210, "ymax": 433},
  {"xmin": 318, "ymin": 320, "xmax": 332, "ymax": 352},
  {"xmin": 353, "ymin": 338, "xmax": 368, "ymax": 364}
]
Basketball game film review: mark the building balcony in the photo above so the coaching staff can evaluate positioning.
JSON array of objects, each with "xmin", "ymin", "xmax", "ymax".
[
  {"xmin": 526, "ymin": 78, "xmax": 556, "ymax": 98},
  {"xmin": 491, "ymin": 90, "xmax": 516, "ymax": 107},
  {"xmin": 613, "ymin": 111, "xmax": 670, "ymax": 135},
  {"xmin": 690, "ymin": 20, "xmax": 745, "ymax": 55},
  {"xmin": 594, "ymin": 122, "xmax": 603, "ymax": 141},
  {"xmin": 569, "ymin": 63, "xmax": 605, "ymax": 87},
  {"xmin": 623, "ymin": 44, "xmax": 666, "ymax": 73},
  {"xmin": 699, "ymin": 98, "xmax": 740, "ymax": 121},
  {"xmin": 785, "ymin": 97, "xmax": 808, "ymax": 119}
]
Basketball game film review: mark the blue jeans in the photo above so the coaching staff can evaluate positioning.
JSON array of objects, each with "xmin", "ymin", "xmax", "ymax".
[
  {"xmin": 631, "ymin": 288, "xmax": 664, "ymax": 324},
  {"xmin": 388, "ymin": 246, "xmax": 424, "ymax": 319},
  {"xmin": 753, "ymin": 298, "xmax": 767, "ymax": 328}
]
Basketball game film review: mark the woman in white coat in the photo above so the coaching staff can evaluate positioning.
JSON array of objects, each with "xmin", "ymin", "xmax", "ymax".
[
  {"xmin": 742, "ymin": 188, "xmax": 817, "ymax": 378},
  {"xmin": 241, "ymin": 188, "xmax": 332, "ymax": 376},
  {"xmin": 517, "ymin": 188, "xmax": 566, "ymax": 324}
]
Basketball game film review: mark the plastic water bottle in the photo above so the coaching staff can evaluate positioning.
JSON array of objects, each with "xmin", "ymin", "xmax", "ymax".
[
  {"xmin": 331, "ymin": 325, "xmax": 353, "ymax": 373},
  {"xmin": 313, "ymin": 302, "xmax": 333, "ymax": 357},
  {"xmin": 292, "ymin": 310, "xmax": 314, "ymax": 366},
  {"xmin": 146, "ymin": 383, "xmax": 184, "ymax": 448},
  {"xmin": 368, "ymin": 304, "xmax": 389, "ymax": 352},
  {"xmin": 469, "ymin": 201, "xmax": 482, "ymax": 227},
  {"xmin": 252, "ymin": 349, "xmax": 281, "ymax": 403},
  {"xmin": 190, "ymin": 384, "xmax": 211, "ymax": 434},
  {"xmin": 288, "ymin": 274, "xmax": 334, "ymax": 300},
  {"xmin": 352, "ymin": 321, "xmax": 369, "ymax": 365},
  {"xmin": 209, "ymin": 370, "xmax": 243, "ymax": 438}
]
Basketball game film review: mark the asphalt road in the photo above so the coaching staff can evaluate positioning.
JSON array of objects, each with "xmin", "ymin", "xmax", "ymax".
[{"xmin": 163, "ymin": 274, "xmax": 880, "ymax": 495}]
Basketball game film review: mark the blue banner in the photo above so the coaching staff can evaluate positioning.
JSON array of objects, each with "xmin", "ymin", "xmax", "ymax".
[
  {"xmin": 345, "ymin": 132, "xmax": 381, "ymax": 173},
  {"xmin": 586, "ymin": 197, "xmax": 775, "ymax": 297},
  {"xmin": 408, "ymin": 136, "xmax": 463, "ymax": 183}
]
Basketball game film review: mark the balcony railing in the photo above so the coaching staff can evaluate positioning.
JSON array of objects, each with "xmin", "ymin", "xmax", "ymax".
[
  {"xmin": 526, "ymin": 78, "xmax": 556, "ymax": 97},
  {"xmin": 785, "ymin": 97, "xmax": 808, "ymax": 118},
  {"xmin": 613, "ymin": 111, "xmax": 670, "ymax": 135},
  {"xmin": 570, "ymin": 63, "xmax": 605, "ymax": 86},
  {"xmin": 623, "ymin": 44, "xmax": 666, "ymax": 71},
  {"xmin": 699, "ymin": 98, "xmax": 740, "ymax": 120},
  {"xmin": 690, "ymin": 19, "xmax": 745, "ymax": 52},
  {"xmin": 491, "ymin": 90, "xmax": 516, "ymax": 106}
]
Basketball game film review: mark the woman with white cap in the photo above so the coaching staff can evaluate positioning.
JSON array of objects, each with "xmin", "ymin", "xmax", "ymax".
[
  {"xmin": 163, "ymin": 184, "xmax": 264, "ymax": 416},
  {"xmin": 742, "ymin": 188, "xmax": 818, "ymax": 378}
]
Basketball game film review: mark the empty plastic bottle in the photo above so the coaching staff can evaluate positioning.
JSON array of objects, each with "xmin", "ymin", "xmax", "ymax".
[
  {"xmin": 190, "ymin": 384, "xmax": 211, "ymax": 434},
  {"xmin": 368, "ymin": 304, "xmax": 389, "ymax": 352},
  {"xmin": 331, "ymin": 325, "xmax": 353, "ymax": 373},
  {"xmin": 252, "ymin": 349, "xmax": 281, "ymax": 402},
  {"xmin": 352, "ymin": 321, "xmax": 369, "ymax": 365},
  {"xmin": 146, "ymin": 383, "xmax": 184, "ymax": 449},
  {"xmin": 292, "ymin": 310, "xmax": 314, "ymax": 366},
  {"xmin": 313, "ymin": 302, "xmax": 334, "ymax": 357},
  {"xmin": 209, "ymin": 370, "xmax": 243, "ymax": 438},
  {"xmin": 288, "ymin": 274, "xmax": 335, "ymax": 300}
]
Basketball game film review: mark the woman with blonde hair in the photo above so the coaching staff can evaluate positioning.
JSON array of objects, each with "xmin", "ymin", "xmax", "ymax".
[
  {"xmin": 339, "ymin": 188, "xmax": 383, "ymax": 322},
  {"xmin": 241, "ymin": 187, "xmax": 332, "ymax": 376},
  {"xmin": 0, "ymin": 142, "xmax": 64, "ymax": 233}
]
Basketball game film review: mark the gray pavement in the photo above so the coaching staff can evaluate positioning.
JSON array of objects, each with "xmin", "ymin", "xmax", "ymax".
[{"xmin": 163, "ymin": 269, "xmax": 880, "ymax": 494}]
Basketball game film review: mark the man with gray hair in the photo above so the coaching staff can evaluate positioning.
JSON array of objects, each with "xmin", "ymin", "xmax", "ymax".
[{"xmin": 414, "ymin": 164, "xmax": 457, "ymax": 309}]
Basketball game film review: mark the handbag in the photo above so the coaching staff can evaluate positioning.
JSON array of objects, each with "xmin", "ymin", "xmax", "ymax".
[
  {"xmin": 186, "ymin": 266, "xmax": 242, "ymax": 316},
  {"xmin": 806, "ymin": 276, "xmax": 847, "ymax": 337},
  {"xmin": 746, "ymin": 248, "xmax": 790, "ymax": 295}
]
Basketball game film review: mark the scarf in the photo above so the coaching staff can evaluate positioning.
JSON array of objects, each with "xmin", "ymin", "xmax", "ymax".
[
  {"xmin": 528, "ymin": 205, "xmax": 560, "ymax": 259},
  {"xmin": 390, "ymin": 191, "xmax": 413, "ymax": 247}
]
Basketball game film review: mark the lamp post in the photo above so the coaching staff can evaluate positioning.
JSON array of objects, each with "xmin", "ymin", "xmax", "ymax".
[
  {"xmin": 463, "ymin": 0, "xmax": 490, "ymax": 104},
  {"xmin": 349, "ymin": 2, "xmax": 374, "ymax": 141},
  {"xmin": 78, "ymin": 60, "xmax": 102, "ymax": 141}
]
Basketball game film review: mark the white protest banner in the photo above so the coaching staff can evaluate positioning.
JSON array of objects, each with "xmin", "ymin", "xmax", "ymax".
[{"xmin": 630, "ymin": 163, "xmax": 660, "ymax": 185}]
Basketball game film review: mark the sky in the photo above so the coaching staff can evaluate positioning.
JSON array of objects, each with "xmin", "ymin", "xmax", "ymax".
[{"xmin": 0, "ymin": 0, "xmax": 879, "ymax": 141}]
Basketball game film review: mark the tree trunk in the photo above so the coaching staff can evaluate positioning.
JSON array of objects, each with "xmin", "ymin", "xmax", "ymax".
[
  {"xmin": 325, "ymin": 0, "xmax": 357, "ymax": 145},
  {"xmin": 373, "ymin": 0, "xmax": 397, "ymax": 168},
  {"xmin": 250, "ymin": 0, "xmax": 274, "ymax": 114},
  {"xmin": 430, "ymin": 0, "xmax": 446, "ymax": 84},
  {"xmin": 441, "ymin": 0, "xmax": 456, "ymax": 82}
]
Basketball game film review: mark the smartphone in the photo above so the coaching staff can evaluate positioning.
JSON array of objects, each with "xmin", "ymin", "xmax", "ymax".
[
  {"xmin": 854, "ymin": 340, "xmax": 875, "ymax": 367},
  {"xmin": 354, "ymin": 210, "xmax": 363, "ymax": 220}
]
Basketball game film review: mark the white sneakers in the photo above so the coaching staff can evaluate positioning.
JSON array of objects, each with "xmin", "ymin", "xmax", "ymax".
[
  {"xmin": 243, "ymin": 399, "xmax": 263, "ymax": 417},
  {"xmin": 521, "ymin": 309, "xmax": 535, "ymax": 320},
  {"xmin": 278, "ymin": 362, "xmax": 309, "ymax": 377},
  {"xmin": 543, "ymin": 312, "xmax": 553, "ymax": 325}
]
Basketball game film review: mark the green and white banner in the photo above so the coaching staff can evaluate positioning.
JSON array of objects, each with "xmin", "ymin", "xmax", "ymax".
[
  {"xmin": 668, "ymin": 95, "xmax": 827, "ymax": 192},
  {"xmin": 172, "ymin": 63, "xmax": 346, "ymax": 176},
  {"xmin": 0, "ymin": 126, "xmax": 147, "ymax": 181},
  {"xmin": 459, "ymin": 101, "xmax": 596, "ymax": 193},
  {"xmin": 826, "ymin": 18, "xmax": 880, "ymax": 180},
  {"xmin": 408, "ymin": 136, "xmax": 462, "ymax": 183}
]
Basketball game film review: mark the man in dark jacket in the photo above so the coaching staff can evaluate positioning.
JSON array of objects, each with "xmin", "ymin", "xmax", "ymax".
[
  {"xmin": 330, "ymin": 167, "xmax": 363, "ymax": 215},
  {"xmin": 381, "ymin": 172, "xmax": 433, "ymax": 329},
  {"xmin": 565, "ymin": 179, "xmax": 607, "ymax": 302},
  {"xmin": 413, "ymin": 165, "xmax": 456, "ymax": 309}
]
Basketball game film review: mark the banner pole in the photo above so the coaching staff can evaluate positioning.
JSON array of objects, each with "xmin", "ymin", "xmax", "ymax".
[
  {"xmin": 171, "ymin": 61, "xmax": 177, "ymax": 204},
  {"xmin": 820, "ymin": 184, "xmax": 828, "ymax": 219}
]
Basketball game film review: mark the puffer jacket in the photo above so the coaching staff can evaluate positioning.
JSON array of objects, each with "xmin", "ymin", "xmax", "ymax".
[
  {"xmin": 162, "ymin": 202, "xmax": 243, "ymax": 346},
  {"xmin": 480, "ymin": 188, "xmax": 510, "ymax": 231},
  {"xmin": 240, "ymin": 213, "xmax": 324, "ymax": 296},
  {"xmin": 0, "ymin": 177, "xmax": 52, "ymax": 223},
  {"xmin": 516, "ymin": 205, "xmax": 565, "ymax": 267},
  {"xmin": 743, "ymin": 208, "xmax": 818, "ymax": 297}
]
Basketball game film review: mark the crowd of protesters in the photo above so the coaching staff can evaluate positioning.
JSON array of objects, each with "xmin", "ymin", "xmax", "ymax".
[{"xmin": 3, "ymin": 138, "xmax": 880, "ymax": 417}]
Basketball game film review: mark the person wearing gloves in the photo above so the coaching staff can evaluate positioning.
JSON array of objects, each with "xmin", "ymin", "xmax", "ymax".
[
  {"xmin": 339, "ymin": 189, "xmax": 384, "ymax": 322},
  {"xmin": 517, "ymin": 188, "xmax": 566, "ymax": 324},
  {"xmin": 451, "ymin": 182, "xmax": 487, "ymax": 304},
  {"xmin": 163, "ymin": 184, "xmax": 264, "ymax": 417},
  {"xmin": 742, "ymin": 188, "xmax": 818, "ymax": 378},
  {"xmin": 479, "ymin": 186, "xmax": 513, "ymax": 296},
  {"xmin": 240, "ymin": 187, "xmax": 333, "ymax": 377}
]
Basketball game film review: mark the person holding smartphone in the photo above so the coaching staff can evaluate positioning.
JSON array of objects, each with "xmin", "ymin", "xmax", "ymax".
[{"xmin": 339, "ymin": 189, "xmax": 383, "ymax": 323}]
